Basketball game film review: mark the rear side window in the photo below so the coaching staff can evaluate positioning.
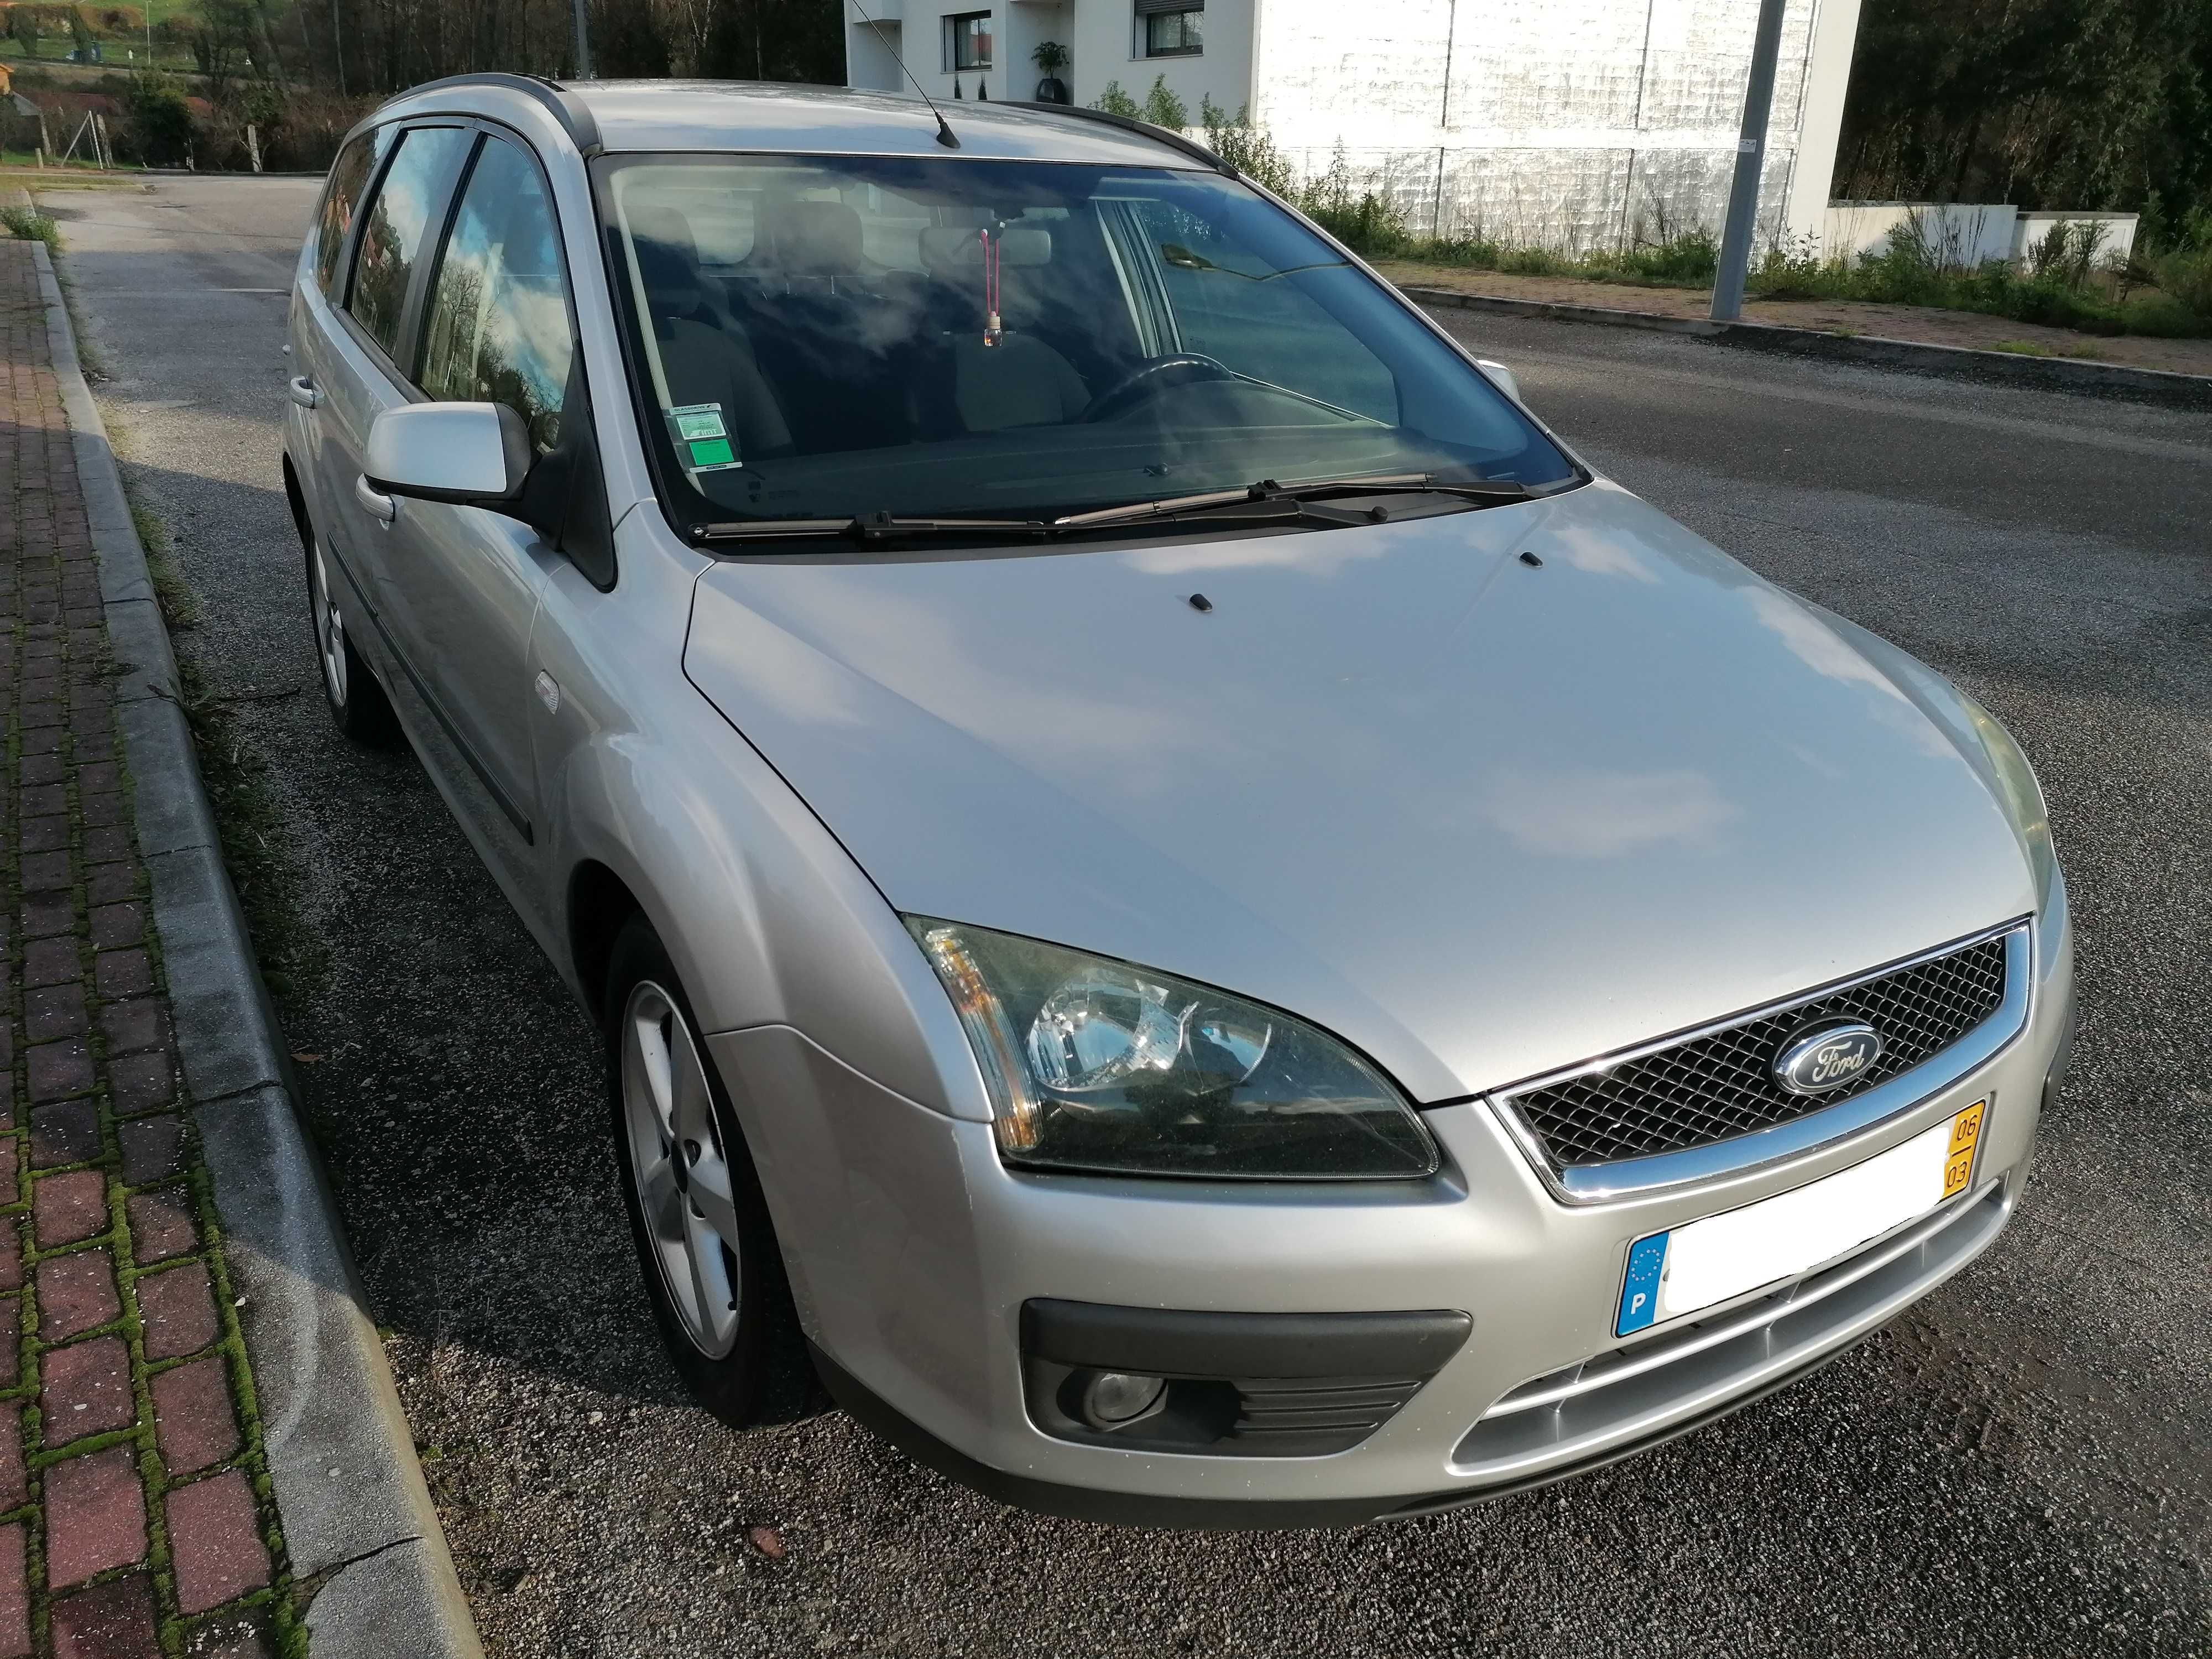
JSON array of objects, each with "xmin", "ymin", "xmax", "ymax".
[
  {"xmin": 313, "ymin": 131, "xmax": 389, "ymax": 299},
  {"xmin": 419, "ymin": 135, "xmax": 577, "ymax": 453},
  {"xmin": 346, "ymin": 126, "xmax": 471, "ymax": 367}
]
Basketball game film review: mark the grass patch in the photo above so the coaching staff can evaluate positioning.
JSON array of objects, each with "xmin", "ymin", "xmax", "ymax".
[
  {"xmin": 1381, "ymin": 218, "xmax": 2212, "ymax": 342},
  {"xmin": 167, "ymin": 634, "xmax": 327, "ymax": 1015},
  {"xmin": 0, "ymin": 205, "xmax": 58, "ymax": 243},
  {"xmin": 131, "ymin": 503, "xmax": 204, "ymax": 628},
  {"xmin": 127, "ymin": 487, "xmax": 326, "ymax": 1015}
]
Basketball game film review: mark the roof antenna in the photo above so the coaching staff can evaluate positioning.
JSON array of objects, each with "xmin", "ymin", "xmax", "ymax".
[{"xmin": 852, "ymin": 0, "xmax": 961, "ymax": 149}]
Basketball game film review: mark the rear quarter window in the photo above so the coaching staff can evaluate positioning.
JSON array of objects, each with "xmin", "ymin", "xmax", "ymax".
[{"xmin": 312, "ymin": 130, "xmax": 390, "ymax": 300}]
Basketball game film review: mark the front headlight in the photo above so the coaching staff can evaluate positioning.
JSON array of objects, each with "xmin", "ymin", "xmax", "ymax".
[
  {"xmin": 1960, "ymin": 695, "xmax": 2059, "ymax": 909},
  {"xmin": 908, "ymin": 919, "xmax": 1439, "ymax": 1181}
]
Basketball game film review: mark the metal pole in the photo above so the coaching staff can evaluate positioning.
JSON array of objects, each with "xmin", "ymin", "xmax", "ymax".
[
  {"xmin": 1709, "ymin": 0, "xmax": 1788, "ymax": 322},
  {"xmin": 570, "ymin": 0, "xmax": 593, "ymax": 78}
]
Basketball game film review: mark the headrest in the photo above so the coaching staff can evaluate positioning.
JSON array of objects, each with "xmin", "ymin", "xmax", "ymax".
[
  {"xmin": 627, "ymin": 205, "xmax": 705, "ymax": 317},
  {"xmin": 920, "ymin": 225, "xmax": 1053, "ymax": 274},
  {"xmin": 760, "ymin": 198, "xmax": 867, "ymax": 275}
]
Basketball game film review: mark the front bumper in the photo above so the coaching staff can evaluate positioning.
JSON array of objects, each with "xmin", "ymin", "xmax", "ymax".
[{"xmin": 713, "ymin": 897, "xmax": 2073, "ymax": 1527}]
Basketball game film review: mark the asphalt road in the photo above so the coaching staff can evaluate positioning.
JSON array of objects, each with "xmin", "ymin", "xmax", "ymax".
[{"xmin": 44, "ymin": 175, "xmax": 2212, "ymax": 1658}]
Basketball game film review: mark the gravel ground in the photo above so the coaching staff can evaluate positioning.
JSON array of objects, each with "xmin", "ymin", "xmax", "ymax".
[{"xmin": 39, "ymin": 175, "xmax": 2212, "ymax": 1658}]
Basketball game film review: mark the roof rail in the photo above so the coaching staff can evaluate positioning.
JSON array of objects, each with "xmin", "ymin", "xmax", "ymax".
[
  {"xmin": 387, "ymin": 72, "xmax": 603, "ymax": 155},
  {"xmin": 1004, "ymin": 101, "xmax": 1235, "ymax": 177}
]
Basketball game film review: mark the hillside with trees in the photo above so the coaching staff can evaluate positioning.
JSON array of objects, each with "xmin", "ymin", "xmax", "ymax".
[{"xmin": 1836, "ymin": 0, "xmax": 2212, "ymax": 237}]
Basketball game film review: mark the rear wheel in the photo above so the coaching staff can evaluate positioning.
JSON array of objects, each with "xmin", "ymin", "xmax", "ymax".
[
  {"xmin": 304, "ymin": 528, "xmax": 401, "ymax": 747},
  {"xmin": 606, "ymin": 917, "xmax": 783, "ymax": 1423}
]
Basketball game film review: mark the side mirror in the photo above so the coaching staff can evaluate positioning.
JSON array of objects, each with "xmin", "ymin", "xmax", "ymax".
[
  {"xmin": 1475, "ymin": 358, "xmax": 1522, "ymax": 404},
  {"xmin": 364, "ymin": 402, "xmax": 531, "ymax": 506}
]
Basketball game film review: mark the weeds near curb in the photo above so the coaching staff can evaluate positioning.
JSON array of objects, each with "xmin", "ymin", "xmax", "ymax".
[
  {"xmin": 0, "ymin": 206, "xmax": 58, "ymax": 244},
  {"xmin": 130, "ymin": 504, "xmax": 203, "ymax": 630}
]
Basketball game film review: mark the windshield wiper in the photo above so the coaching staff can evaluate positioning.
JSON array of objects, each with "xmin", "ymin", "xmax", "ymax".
[
  {"xmin": 691, "ymin": 512, "xmax": 1050, "ymax": 545},
  {"xmin": 1051, "ymin": 473, "xmax": 1533, "ymax": 530},
  {"xmin": 689, "ymin": 476, "xmax": 1537, "ymax": 545}
]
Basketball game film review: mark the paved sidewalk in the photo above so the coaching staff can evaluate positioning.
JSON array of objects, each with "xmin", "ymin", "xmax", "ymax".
[{"xmin": 0, "ymin": 238, "xmax": 297, "ymax": 1653}]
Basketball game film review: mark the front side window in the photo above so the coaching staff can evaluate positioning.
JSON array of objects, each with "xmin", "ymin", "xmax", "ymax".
[
  {"xmin": 313, "ymin": 129, "xmax": 391, "ymax": 299},
  {"xmin": 346, "ymin": 125, "xmax": 471, "ymax": 367},
  {"xmin": 943, "ymin": 11, "xmax": 992, "ymax": 70},
  {"xmin": 420, "ymin": 135, "xmax": 577, "ymax": 453},
  {"xmin": 1140, "ymin": 0, "xmax": 1202, "ymax": 56},
  {"xmin": 598, "ymin": 154, "xmax": 1578, "ymax": 531}
]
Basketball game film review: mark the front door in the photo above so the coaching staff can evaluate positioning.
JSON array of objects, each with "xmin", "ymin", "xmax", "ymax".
[{"xmin": 374, "ymin": 129, "xmax": 584, "ymax": 929}]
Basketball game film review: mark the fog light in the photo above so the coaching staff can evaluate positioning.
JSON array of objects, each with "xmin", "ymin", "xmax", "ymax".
[{"xmin": 1078, "ymin": 1370, "xmax": 1167, "ymax": 1428}]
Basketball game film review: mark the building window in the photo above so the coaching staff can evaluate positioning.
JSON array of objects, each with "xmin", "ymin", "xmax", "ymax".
[
  {"xmin": 1137, "ymin": 0, "xmax": 1202, "ymax": 56},
  {"xmin": 943, "ymin": 11, "xmax": 993, "ymax": 71}
]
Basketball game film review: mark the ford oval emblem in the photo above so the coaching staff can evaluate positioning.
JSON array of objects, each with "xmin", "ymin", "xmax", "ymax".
[{"xmin": 1773, "ymin": 1021, "xmax": 1884, "ymax": 1097}]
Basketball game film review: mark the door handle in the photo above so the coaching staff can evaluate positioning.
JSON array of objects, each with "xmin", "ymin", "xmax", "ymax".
[
  {"xmin": 288, "ymin": 375, "xmax": 321, "ymax": 409},
  {"xmin": 353, "ymin": 473, "xmax": 397, "ymax": 525}
]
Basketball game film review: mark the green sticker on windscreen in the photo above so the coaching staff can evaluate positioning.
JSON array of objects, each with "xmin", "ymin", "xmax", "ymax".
[
  {"xmin": 688, "ymin": 437, "xmax": 737, "ymax": 470},
  {"xmin": 669, "ymin": 403, "xmax": 727, "ymax": 442}
]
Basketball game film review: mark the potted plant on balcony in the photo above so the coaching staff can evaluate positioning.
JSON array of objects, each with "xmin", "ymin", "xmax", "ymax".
[{"xmin": 1032, "ymin": 41, "xmax": 1070, "ymax": 104}]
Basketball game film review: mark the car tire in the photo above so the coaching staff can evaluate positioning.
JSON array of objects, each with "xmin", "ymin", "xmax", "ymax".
[
  {"xmin": 605, "ymin": 915, "xmax": 790, "ymax": 1426},
  {"xmin": 303, "ymin": 528, "xmax": 401, "ymax": 748}
]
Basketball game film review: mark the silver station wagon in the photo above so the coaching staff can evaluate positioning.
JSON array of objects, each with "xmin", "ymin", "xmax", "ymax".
[{"xmin": 283, "ymin": 75, "xmax": 2074, "ymax": 1525}]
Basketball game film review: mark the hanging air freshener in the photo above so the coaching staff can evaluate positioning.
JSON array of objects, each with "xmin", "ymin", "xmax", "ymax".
[{"xmin": 980, "ymin": 225, "xmax": 1003, "ymax": 348}]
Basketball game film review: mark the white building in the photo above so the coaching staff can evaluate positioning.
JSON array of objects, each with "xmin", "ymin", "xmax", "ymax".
[{"xmin": 845, "ymin": 0, "xmax": 1864, "ymax": 252}]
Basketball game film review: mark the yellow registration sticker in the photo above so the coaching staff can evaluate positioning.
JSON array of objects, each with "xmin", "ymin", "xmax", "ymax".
[{"xmin": 1942, "ymin": 1100, "xmax": 1987, "ymax": 1198}]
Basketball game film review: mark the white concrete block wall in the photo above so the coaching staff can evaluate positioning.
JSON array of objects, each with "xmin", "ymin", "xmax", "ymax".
[{"xmin": 847, "ymin": 0, "xmax": 1859, "ymax": 253}]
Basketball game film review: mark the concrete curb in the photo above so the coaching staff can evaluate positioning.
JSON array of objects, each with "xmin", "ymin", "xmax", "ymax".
[
  {"xmin": 1400, "ymin": 284, "xmax": 2212, "ymax": 411},
  {"xmin": 31, "ymin": 239, "xmax": 485, "ymax": 1658}
]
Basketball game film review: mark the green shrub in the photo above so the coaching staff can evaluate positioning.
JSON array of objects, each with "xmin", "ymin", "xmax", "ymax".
[
  {"xmin": 2152, "ymin": 244, "xmax": 2212, "ymax": 318},
  {"xmin": 1199, "ymin": 96, "xmax": 1293, "ymax": 195},
  {"xmin": 127, "ymin": 72, "xmax": 194, "ymax": 166},
  {"xmin": 1089, "ymin": 80, "xmax": 1140, "ymax": 119},
  {"xmin": 1140, "ymin": 75, "xmax": 1187, "ymax": 130},
  {"xmin": 1291, "ymin": 144, "xmax": 1407, "ymax": 257}
]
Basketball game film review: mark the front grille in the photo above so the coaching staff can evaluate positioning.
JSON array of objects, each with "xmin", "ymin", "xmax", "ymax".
[{"xmin": 1504, "ymin": 931, "xmax": 2012, "ymax": 1168}]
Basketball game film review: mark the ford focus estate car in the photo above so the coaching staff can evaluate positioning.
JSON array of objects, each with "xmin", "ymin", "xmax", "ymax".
[{"xmin": 282, "ymin": 75, "xmax": 2073, "ymax": 1526}]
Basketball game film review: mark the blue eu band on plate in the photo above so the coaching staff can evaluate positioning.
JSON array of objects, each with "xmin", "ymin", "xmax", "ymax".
[{"xmin": 1615, "ymin": 1099, "xmax": 1991, "ymax": 1338}]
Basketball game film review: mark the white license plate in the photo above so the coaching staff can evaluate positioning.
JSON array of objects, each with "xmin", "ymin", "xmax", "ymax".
[{"xmin": 1614, "ymin": 1100, "xmax": 1987, "ymax": 1337}]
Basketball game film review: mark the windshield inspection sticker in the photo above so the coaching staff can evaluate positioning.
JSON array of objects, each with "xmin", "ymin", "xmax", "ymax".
[{"xmin": 667, "ymin": 404, "xmax": 741, "ymax": 473}]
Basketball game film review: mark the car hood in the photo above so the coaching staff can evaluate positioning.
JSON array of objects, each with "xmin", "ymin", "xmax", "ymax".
[{"xmin": 683, "ymin": 481, "xmax": 2034, "ymax": 1103}]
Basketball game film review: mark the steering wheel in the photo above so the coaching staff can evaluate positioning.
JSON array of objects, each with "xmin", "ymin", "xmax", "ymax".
[{"xmin": 1080, "ymin": 353, "xmax": 1233, "ymax": 422}]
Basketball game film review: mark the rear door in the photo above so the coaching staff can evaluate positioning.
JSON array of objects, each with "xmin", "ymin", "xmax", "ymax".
[
  {"xmin": 310, "ymin": 122, "xmax": 473, "ymax": 622},
  {"xmin": 290, "ymin": 127, "xmax": 390, "ymax": 533}
]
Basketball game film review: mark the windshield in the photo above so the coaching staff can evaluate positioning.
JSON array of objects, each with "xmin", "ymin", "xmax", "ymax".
[{"xmin": 595, "ymin": 153, "xmax": 1579, "ymax": 530}]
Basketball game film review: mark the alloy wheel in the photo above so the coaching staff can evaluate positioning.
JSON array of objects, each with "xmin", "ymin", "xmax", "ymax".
[
  {"xmin": 619, "ymin": 980, "xmax": 743, "ymax": 1358},
  {"xmin": 311, "ymin": 539, "xmax": 347, "ymax": 705}
]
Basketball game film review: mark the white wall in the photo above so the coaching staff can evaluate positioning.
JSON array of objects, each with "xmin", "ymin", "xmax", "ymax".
[
  {"xmin": 847, "ymin": 0, "xmax": 1866, "ymax": 255},
  {"xmin": 1824, "ymin": 202, "xmax": 2018, "ymax": 265},
  {"xmin": 1253, "ymin": 0, "xmax": 1840, "ymax": 248},
  {"xmin": 2012, "ymin": 211, "xmax": 2138, "ymax": 265}
]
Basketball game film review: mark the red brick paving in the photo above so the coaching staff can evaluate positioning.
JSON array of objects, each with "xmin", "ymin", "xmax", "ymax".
[
  {"xmin": 121, "ymin": 1192, "xmax": 191, "ymax": 1265},
  {"xmin": 33, "ymin": 1252, "xmax": 116, "ymax": 1343},
  {"xmin": 133, "ymin": 1263, "xmax": 216, "ymax": 1363},
  {"xmin": 40, "ymin": 1338, "xmax": 133, "ymax": 1444},
  {"xmin": 149, "ymin": 1358, "xmax": 237, "ymax": 1478},
  {"xmin": 30, "ymin": 1172, "xmax": 103, "ymax": 1249},
  {"xmin": 46, "ymin": 1574, "xmax": 159, "ymax": 1659},
  {"xmin": 0, "ymin": 1524, "xmax": 24, "ymax": 1658},
  {"xmin": 0, "ymin": 237, "xmax": 294, "ymax": 1650},
  {"xmin": 42, "ymin": 1448, "xmax": 144, "ymax": 1587},
  {"xmin": 165, "ymin": 1474, "xmax": 269, "ymax": 1615}
]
